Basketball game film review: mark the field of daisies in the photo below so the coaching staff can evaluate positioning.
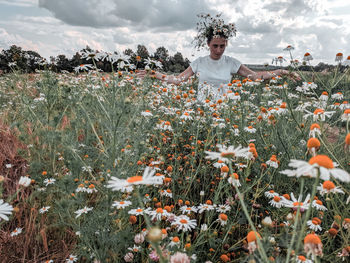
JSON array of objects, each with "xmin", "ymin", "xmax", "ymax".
[{"xmin": 0, "ymin": 53, "xmax": 350, "ymax": 263}]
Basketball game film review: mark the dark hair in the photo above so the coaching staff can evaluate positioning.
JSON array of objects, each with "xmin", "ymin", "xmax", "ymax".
[{"xmin": 206, "ymin": 27, "xmax": 228, "ymax": 44}]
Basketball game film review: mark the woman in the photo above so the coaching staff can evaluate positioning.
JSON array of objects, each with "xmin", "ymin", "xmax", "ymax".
[{"xmin": 137, "ymin": 14, "xmax": 300, "ymax": 102}]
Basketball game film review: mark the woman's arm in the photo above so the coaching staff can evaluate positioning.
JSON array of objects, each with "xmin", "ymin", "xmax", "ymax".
[
  {"xmin": 137, "ymin": 66, "xmax": 195, "ymax": 85},
  {"xmin": 237, "ymin": 64, "xmax": 300, "ymax": 81}
]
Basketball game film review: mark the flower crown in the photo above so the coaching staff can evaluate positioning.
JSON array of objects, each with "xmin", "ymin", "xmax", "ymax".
[{"xmin": 192, "ymin": 13, "xmax": 237, "ymax": 50}]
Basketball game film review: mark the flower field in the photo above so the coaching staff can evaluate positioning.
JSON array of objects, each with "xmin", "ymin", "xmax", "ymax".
[{"xmin": 0, "ymin": 58, "xmax": 349, "ymax": 262}]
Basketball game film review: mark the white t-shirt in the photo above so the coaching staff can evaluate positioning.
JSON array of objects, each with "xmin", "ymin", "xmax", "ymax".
[{"xmin": 190, "ymin": 55, "xmax": 242, "ymax": 101}]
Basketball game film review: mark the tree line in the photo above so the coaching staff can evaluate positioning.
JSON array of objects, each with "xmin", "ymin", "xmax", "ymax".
[{"xmin": 0, "ymin": 45, "xmax": 190, "ymax": 74}]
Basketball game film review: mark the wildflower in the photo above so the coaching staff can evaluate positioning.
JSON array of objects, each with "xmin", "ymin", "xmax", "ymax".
[
  {"xmin": 180, "ymin": 112, "xmax": 193, "ymax": 121},
  {"xmin": 341, "ymin": 109, "xmax": 350, "ymax": 122},
  {"xmin": 304, "ymin": 233, "xmax": 323, "ymax": 258},
  {"xmin": 213, "ymin": 160, "xmax": 226, "ymax": 168},
  {"xmin": 134, "ymin": 233, "xmax": 145, "ymax": 244},
  {"xmin": 303, "ymin": 52, "xmax": 313, "ymax": 62},
  {"xmin": 295, "ymin": 255, "xmax": 313, "ymax": 263},
  {"xmin": 0, "ymin": 200, "xmax": 14, "ymax": 221},
  {"xmin": 262, "ymin": 216, "xmax": 274, "ymax": 227},
  {"xmin": 112, "ymin": 200, "xmax": 132, "ymax": 209},
  {"xmin": 283, "ymin": 45, "xmax": 294, "ymax": 51},
  {"xmin": 244, "ymin": 125, "xmax": 256, "ymax": 133},
  {"xmin": 335, "ymin": 52, "xmax": 343, "ymax": 62},
  {"xmin": 148, "ymin": 208, "xmax": 171, "ymax": 221},
  {"xmin": 74, "ymin": 206, "xmax": 93, "ymax": 218},
  {"xmin": 39, "ymin": 206, "xmax": 50, "ymax": 214},
  {"xmin": 319, "ymin": 91, "xmax": 328, "ymax": 102},
  {"xmin": 246, "ymin": 231, "xmax": 261, "ymax": 254},
  {"xmin": 205, "ymin": 144, "xmax": 249, "ymax": 163},
  {"xmin": 141, "ymin": 110, "xmax": 153, "ymax": 117},
  {"xmin": 10, "ymin": 227, "xmax": 23, "ymax": 237},
  {"xmin": 342, "ymin": 218, "xmax": 350, "ymax": 229},
  {"xmin": 265, "ymin": 190, "xmax": 279, "ymax": 198},
  {"xmin": 307, "ymin": 217, "xmax": 322, "ymax": 232},
  {"xmin": 307, "ymin": 138, "xmax": 321, "ymax": 156},
  {"xmin": 170, "ymin": 252, "xmax": 190, "ymax": 263},
  {"xmin": 74, "ymin": 64, "xmax": 93, "ymax": 73},
  {"xmin": 280, "ymin": 155, "xmax": 350, "ymax": 182},
  {"xmin": 331, "ymin": 92, "xmax": 343, "ymax": 100},
  {"xmin": 228, "ymin": 173, "xmax": 241, "ymax": 187},
  {"xmin": 216, "ymin": 204, "xmax": 231, "ymax": 213},
  {"xmin": 197, "ymin": 203, "xmax": 215, "ymax": 213},
  {"xmin": 217, "ymin": 213, "xmax": 228, "ymax": 226},
  {"xmin": 312, "ymin": 200, "xmax": 327, "ymax": 211},
  {"xmin": 18, "ymin": 176, "xmax": 31, "ymax": 187},
  {"xmin": 269, "ymin": 195, "xmax": 284, "ymax": 208},
  {"xmin": 266, "ymin": 155, "xmax": 279, "ymax": 168},
  {"xmin": 309, "ymin": 123, "xmax": 321, "ymax": 138},
  {"xmin": 304, "ymin": 108, "xmax": 335, "ymax": 122},
  {"xmin": 343, "ymin": 55, "xmax": 350, "ymax": 66},
  {"xmin": 171, "ymin": 215, "xmax": 197, "ymax": 232},
  {"xmin": 282, "ymin": 192, "xmax": 310, "ymax": 212},
  {"xmin": 106, "ymin": 167, "xmax": 164, "ymax": 191},
  {"xmin": 317, "ymin": 181, "xmax": 344, "ymax": 196},
  {"xmin": 66, "ymin": 254, "xmax": 78, "ymax": 263},
  {"xmin": 168, "ymin": 236, "xmax": 181, "ymax": 248},
  {"xmin": 180, "ymin": 206, "xmax": 198, "ymax": 215},
  {"xmin": 43, "ymin": 178, "xmax": 56, "ymax": 186}
]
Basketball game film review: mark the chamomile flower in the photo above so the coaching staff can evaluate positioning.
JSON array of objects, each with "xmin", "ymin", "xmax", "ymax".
[
  {"xmin": 341, "ymin": 109, "xmax": 350, "ymax": 122},
  {"xmin": 280, "ymin": 155, "xmax": 350, "ymax": 182},
  {"xmin": 295, "ymin": 255, "xmax": 313, "ymax": 263},
  {"xmin": 18, "ymin": 176, "xmax": 31, "ymax": 187},
  {"xmin": 227, "ymin": 173, "xmax": 241, "ymax": 187},
  {"xmin": 0, "ymin": 199, "xmax": 14, "ymax": 221},
  {"xmin": 197, "ymin": 203, "xmax": 215, "ymax": 213},
  {"xmin": 10, "ymin": 227, "xmax": 23, "ymax": 236},
  {"xmin": 266, "ymin": 155, "xmax": 279, "ymax": 168},
  {"xmin": 216, "ymin": 204, "xmax": 231, "ymax": 213},
  {"xmin": 148, "ymin": 208, "xmax": 171, "ymax": 221},
  {"xmin": 66, "ymin": 254, "xmax": 78, "ymax": 263},
  {"xmin": 307, "ymin": 217, "xmax": 322, "ymax": 232},
  {"xmin": 331, "ymin": 92, "xmax": 343, "ymax": 100},
  {"xmin": 304, "ymin": 108, "xmax": 335, "ymax": 122},
  {"xmin": 171, "ymin": 215, "xmax": 197, "ymax": 232},
  {"xmin": 43, "ymin": 178, "xmax": 56, "ymax": 186},
  {"xmin": 74, "ymin": 206, "xmax": 93, "ymax": 218},
  {"xmin": 112, "ymin": 200, "xmax": 132, "ymax": 209},
  {"xmin": 106, "ymin": 167, "xmax": 164, "ymax": 191},
  {"xmin": 39, "ymin": 206, "xmax": 51, "ymax": 214},
  {"xmin": 244, "ymin": 126, "xmax": 257, "ymax": 133},
  {"xmin": 309, "ymin": 123, "xmax": 321, "ymax": 138},
  {"xmin": 269, "ymin": 195, "xmax": 284, "ymax": 208},
  {"xmin": 213, "ymin": 160, "xmax": 226, "ymax": 168},
  {"xmin": 317, "ymin": 181, "xmax": 344, "ymax": 196},
  {"xmin": 128, "ymin": 208, "xmax": 149, "ymax": 216},
  {"xmin": 304, "ymin": 233, "xmax": 323, "ymax": 258},
  {"xmin": 205, "ymin": 144, "xmax": 249, "ymax": 163},
  {"xmin": 168, "ymin": 236, "xmax": 181, "ymax": 248},
  {"xmin": 141, "ymin": 110, "xmax": 153, "ymax": 117},
  {"xmin": 217, "ymin": 213, "xmax": 228, "ymax": 226},
  {"xmin": 282, "ymin": 192, "xmax": 310, "ymax": 212},
  {"xmin": 265, "ymin": 190, "xmax": 279, "ymax": 198},
  {"xmin": 312, "ymin": 199, "xmax": 327, "ymax": 211},
  {"xmin": 180, "ymin": 206, "xmax": 198, "ymax": 215}
]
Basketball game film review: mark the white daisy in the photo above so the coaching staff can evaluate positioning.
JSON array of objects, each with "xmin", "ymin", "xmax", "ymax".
[
  {"xmin": 180, "ymin": 206, "xmax": 198, "ymax": 215},
  {"xmin": 18, "ymin": 176, "xmax": 31, "ymax": 187},
  {"xmin": 74, "ymin": 206, "xmax": 93, "ymax": 218},
  {"xmin": 205, "ymin": 144, "xmax": 249, "ymax": 163},
  {"xmin": 112, "ymin": 200, "xmax": 132, "ymax": 209},
  {"xmin": 171, "ymin": 215, "xmax": 197, "ymax": 232},
  {"xmin": 39, "ymin": 206, "xmax": 51, "ymax": 214},
  {"xmin": 0, "ymin": 199, "xmax": 14, "ymax": 221},
  {"xmin": 317, "ymin": 181, "xmax": 344, "ymax": 196},
  {"xmin": 307, "ymin": 217, "xmax": 322, "ymax": 232},
  {"xmin": 106, "ymin": 167, "xmax": 164, "ymax": 191},
  {"xmin": 10, "ymin": 227, "xmax": 23, "ymax": 237},
  {"xmin": 280, "ymin": 155, "xmax": 350, "ymax": 182}
]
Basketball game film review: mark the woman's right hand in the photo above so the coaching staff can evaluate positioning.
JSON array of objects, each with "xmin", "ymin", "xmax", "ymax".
[{"xmin": 136, "ymin": 69, "xmax": 147, "ymax": 79}]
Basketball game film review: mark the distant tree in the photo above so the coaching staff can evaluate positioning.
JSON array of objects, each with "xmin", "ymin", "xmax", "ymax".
[
  {"xmin": 153, "ymin": 46, "xmax": 169, "ymax": 71},
  {"xmin": 168, "ymin": 52, "xmax": 189, "ymax": 73},
  {"xmin": 136, "ymin": 45, "xmax": 149, "ymax": 66},
  {"xmin": 55, "ymin": 54, "xmax": 72, "ymax": 72}
]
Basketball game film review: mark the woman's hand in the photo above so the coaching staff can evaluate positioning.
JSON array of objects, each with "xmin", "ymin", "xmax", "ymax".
[
  {"xmin": 136, "ymin": 69, "xmax": 148, "ymax": 79},
  {"xmin": 278, "ymin": 69, "xmax": 301, "ymax": 82}
]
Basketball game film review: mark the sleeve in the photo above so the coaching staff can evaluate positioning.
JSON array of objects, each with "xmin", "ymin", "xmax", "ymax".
[
  {"xmin": 229, "ymin": 57, "xmax": 242, "ymax": 74},
  {"xmin": 190, "ymin": 57, "xmax": 200, "ymax": 74}
]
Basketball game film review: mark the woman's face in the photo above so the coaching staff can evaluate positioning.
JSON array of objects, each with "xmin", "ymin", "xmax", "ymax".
[{"xmin": 208, "ymin": 37, "xmax": 227, "ymax": 60}]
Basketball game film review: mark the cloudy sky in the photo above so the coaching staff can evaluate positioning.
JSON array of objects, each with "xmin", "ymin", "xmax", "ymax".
[{"xmin": 0, "ymin": 0, "xmax": 349, "ymax": 65}]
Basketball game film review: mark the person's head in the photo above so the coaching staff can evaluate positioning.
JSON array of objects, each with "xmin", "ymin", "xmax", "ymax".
[{"xmin": 207, "ymin": 35, "xmax": 227, "ymax": 60}]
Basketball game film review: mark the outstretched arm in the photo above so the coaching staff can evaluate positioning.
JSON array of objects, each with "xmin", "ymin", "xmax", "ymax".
[
  {"xmin": 237, "ymin": 64, "xmax": 300, "ymax": 81},
  {"xmin": 136, "ymin": 66, "xmax": 195, "ymax": 85}
]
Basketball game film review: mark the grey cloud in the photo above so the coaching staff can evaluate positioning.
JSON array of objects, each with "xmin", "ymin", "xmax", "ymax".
[{"xmin": 38, "ymin": 0, "xmax": 214, "ymax": 31}]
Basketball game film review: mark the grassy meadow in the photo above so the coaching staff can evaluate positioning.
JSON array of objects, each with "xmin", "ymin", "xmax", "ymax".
[{"xmin": 0, "ymin": 61, "xmax": 349, "ymax": 263}]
